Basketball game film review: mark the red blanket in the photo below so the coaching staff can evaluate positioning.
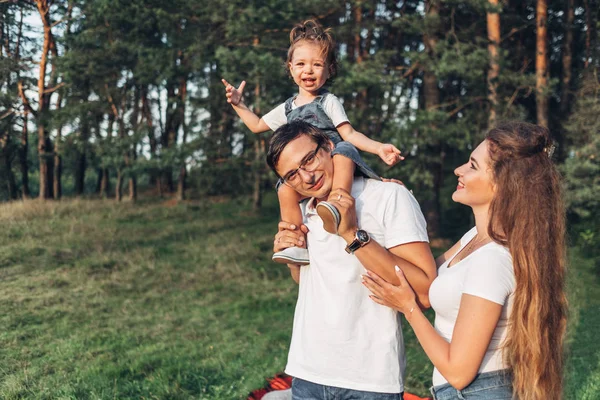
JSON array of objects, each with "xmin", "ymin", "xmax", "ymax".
[{"xmin": 247, "ymin": 373, "xmax": 432, "ymax": 400}]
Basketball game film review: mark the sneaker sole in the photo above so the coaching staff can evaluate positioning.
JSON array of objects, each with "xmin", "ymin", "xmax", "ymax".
[
  {"xmin": 316, "ymin": 202, "xmax": 340, "ymax": 234},
  {"xmin": 272, "ymin": 254, "xmax": 310, "ymax": 266}
]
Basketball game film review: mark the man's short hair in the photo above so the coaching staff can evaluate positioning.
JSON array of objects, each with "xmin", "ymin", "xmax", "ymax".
[{"xmin": 266, "ymin": 121, "xmax": 332, "ymax": 178}]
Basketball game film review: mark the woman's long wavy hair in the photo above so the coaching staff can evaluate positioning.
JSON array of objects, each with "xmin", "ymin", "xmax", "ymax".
[{"xmin": 486, "ymin": 122, "xmax": 567, "ymax": 400}]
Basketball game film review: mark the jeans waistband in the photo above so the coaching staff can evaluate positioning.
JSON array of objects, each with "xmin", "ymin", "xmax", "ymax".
[{"xmin": 429, "ymin": 369, "xmax": 513, "ymax": 400}]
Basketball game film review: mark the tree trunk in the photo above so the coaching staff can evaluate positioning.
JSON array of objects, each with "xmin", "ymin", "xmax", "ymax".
[
  {"xmin": 127, "ymin": 86, "xmax": 141, "ymax": 202},
  {"xmin": 535, "ymin": 0, "xmax": 549, "ymax": 128},
  {"xmin": 20, "ymin": 110, "xmax": 30, "ymax": 199},
  {"xmin": 115, "ymin": 110, "xmax": 126, "ymax": 202},
  {"xmin": 176, "ymin": 78, "xmax": 188, "ymax": 202},
  {"xmin": 487, "ymin": 0, "xmax": 501, "ymax": 127},
  {"xmin": 100, "ymin": 169, "xmax": 110, "ymax": 198},
  {"xmin": 141, "ymin": 87, "xmax": 159, "ymax": 188},
  {"xmin": 100, "ymin": 113, "xmax": 114, "ymax": 198},
  {"xmin": 560, "ymin": 0, "xmax": 574, "ymax": 116},
  {"xmin": 252, "ymin": 138, "xmax": 264, "ymax": 211},
  {"xmin": 2, "ymin": 151, "xmax": 17, "ymax": 200},
  {"xmin": 422, "ymin": 0, "xmax": 442, "ymax": 238},
  {"xmin": 176, "ymin": 167, "xmax": 187, "ymax": 201},
  {"xmin": 128, "ymin": 173, "xmax": 137, "ymax": 201},
  {"xmin": 74, "ymin": 151, "xmax": 86, "ymax": 196},
  {"xmin": 53, "ymin": 99, "xmax": 63, "ymax": 200},
  {"xmin": 252, "ymin": 36, "xmax": 264, "ymax": 211},
  {"xmin": 74, "ymin": 119, "xmax": 90, "ymax": 196},
  {"xmin": 53, "ymin": 142, "xmax": 62, "ymax": 199},
  {"xmin": 35, "ymin": 0, "xmax": 54, "ymax": 199},
  {"xmin": 583, "ymin": 0, "xmax": 592, "ymax": 69},
  {"xmin": 115, "ymin": 169, "xmax": 123, "ymax": 202},
  {"xmin": 38, "ymin": 125, "xmax": 52, "ymax": 199}
]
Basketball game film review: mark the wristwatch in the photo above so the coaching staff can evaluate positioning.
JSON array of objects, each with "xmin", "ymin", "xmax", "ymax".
[{"xmin": 345, "ymin": 229, "xmax": 371, "ymax": 254}]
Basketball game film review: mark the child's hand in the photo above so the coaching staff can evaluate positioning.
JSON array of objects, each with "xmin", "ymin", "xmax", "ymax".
[
  {"xmin": 377, "ymin": 144, "xmax": 404, "ymax": 166},
  {"xmin": 221, "ymin": 79, "xmax": 246, "ymax": 106}
]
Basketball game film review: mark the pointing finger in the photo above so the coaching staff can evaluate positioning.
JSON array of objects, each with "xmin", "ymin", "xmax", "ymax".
[{"xmin": 238, "ymin": 80, "xmax": 246, "ymax": 93}]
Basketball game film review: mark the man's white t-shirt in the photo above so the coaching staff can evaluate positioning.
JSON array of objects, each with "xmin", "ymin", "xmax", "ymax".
[
  {"xmin": 428, "ymin": 227, "xmax": 515, "ymax": 387},
  {"xmin": 262, "ymin": 94, "xmax": 349, "ymax": 131},
  {"xmin": 285, "ymin": 177, "xmax": 429, "ymax": 393}
]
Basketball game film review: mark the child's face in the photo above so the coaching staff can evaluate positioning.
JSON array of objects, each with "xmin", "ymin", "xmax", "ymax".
[{"xmin": 288, "ymin": 41, "xmax": 329, "ymax": 95}]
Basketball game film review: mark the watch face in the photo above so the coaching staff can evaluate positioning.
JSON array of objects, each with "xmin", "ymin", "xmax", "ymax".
[{"xmin": 357, "ymin": 230, "xmax": 369, "ymax": 243}]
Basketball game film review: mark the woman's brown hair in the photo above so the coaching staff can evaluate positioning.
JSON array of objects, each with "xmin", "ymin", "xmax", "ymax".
[
  {"xmin": 486, "ymin": 122, "xmax": 567, "ymax": 400},
  {"xmin": 287, "ymin": 19, "xmax": 338, "ymax": 80}
]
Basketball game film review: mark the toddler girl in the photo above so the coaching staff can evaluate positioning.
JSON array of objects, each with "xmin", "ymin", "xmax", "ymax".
[{"xmin": 222, "ymin": 20, "xmax": 403, "ymax": 265}]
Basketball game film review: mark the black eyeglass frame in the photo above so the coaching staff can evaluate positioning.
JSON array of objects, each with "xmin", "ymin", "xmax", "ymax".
[{"xmin": 282, "ymin": 143, "xmax": 323, "ymax": 186}]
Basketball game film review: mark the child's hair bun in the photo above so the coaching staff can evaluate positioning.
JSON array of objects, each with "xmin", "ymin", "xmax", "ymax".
[{"xmin": 290, "ymin": 19, "xmax": 332, "ymax": 45}]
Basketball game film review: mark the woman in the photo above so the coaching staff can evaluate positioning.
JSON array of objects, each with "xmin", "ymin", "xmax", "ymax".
[{"xmin": 362, "ymin": 122, "xmax": 567, "ymax": 400}]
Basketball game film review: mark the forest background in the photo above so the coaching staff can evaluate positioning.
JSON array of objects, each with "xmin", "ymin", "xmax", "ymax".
[{"xmin": 0, "ymin": 0, "xmax": 599, "ymax": 399}]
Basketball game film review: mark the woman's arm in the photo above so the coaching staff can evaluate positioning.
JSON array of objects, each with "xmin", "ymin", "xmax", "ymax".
[
  {"xmin": 406, "ymin": 294, "xmax": 502, "ymax": 389},
  {"xmin": 362, "ymin": 268, "xmax": 502, "ymax": 390}
]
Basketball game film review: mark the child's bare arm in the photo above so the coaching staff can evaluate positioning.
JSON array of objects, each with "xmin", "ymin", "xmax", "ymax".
[
  {"xmin": 336, "ymin": 122, "xmax": 403, "ymax": 166},
  {"xmin": 222, "ymin": 79, "xmax": 270, "ymax": 134}
]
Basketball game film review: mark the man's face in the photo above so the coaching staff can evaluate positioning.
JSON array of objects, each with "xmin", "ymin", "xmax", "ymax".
[{"xmin": 275, "ymin": 134, "xmax": 334, "ymax": 200}]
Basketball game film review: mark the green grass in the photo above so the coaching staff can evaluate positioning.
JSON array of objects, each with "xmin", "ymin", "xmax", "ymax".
[{"xmin": 0, "ymin": 196, "xmax": 597, "ymax": 399}]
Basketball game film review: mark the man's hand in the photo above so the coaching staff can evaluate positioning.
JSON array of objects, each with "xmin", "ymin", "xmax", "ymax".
[
  {"xmin": 221, "ymin": 79, "xmax": 246, "ymax": 106},
  {"xmin": 326, "ymin": 188, "xmax": 357, "ymax": 243},
  {"xmin": 377, "ymin": 143, "xmax": 404, "ymax": 166},
  {"xmin": 273, "ymin": 221, "xmax": 308, "ymax": 252}
]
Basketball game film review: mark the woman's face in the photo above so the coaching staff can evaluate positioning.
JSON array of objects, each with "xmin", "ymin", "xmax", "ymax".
[{"xmin": 452, "ymin": 140, "xmax": 495, "ymax": 208}]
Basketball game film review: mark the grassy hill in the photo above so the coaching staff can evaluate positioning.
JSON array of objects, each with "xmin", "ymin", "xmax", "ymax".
[{"xmin": 0, "ymin": 196, "xmax": 597, "ymax": 399}]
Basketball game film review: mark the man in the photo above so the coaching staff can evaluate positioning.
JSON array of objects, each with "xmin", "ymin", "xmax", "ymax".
[{"xmin": 269, "ymin": 121, "xmax": 437, "ymax": 400}]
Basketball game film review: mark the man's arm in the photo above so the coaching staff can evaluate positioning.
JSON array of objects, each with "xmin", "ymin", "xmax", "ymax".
[
  {"xmin": 328, "ymin": 188, "xmax": 436, "ymax": 308},
  {"xmin": 353, "ymin": 241, "xmax": 436, "ymax": 308}
]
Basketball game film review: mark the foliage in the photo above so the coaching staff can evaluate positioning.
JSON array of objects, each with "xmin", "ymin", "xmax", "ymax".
[{"xmin": 0, "ymin": 0, "xmax": 598, "ymax": 231}]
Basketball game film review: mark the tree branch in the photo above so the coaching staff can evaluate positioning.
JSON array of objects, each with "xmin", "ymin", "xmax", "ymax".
[
  {"xmin": 17, "ymin": 80, "xmax": 36, "ymax": 117},
  {"xmin": 43, "ymin": 82, "xmax": 65, "ymax": 94},
  {"xmin": 104, "ymin": 84, "xmax": 120, "ymax": 119},
  {"xmin": 0, "ymin": 108, "xmax": 15, "ymax": 120}
]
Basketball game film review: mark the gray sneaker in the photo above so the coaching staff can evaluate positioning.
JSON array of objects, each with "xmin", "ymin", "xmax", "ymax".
[
  {"xmin": 272, "ymin": 247, "xmax": 310, "ymax": 265},
  {"xmin": 262, "ymin": 389, "xmax": 292, "ymax": 400}
]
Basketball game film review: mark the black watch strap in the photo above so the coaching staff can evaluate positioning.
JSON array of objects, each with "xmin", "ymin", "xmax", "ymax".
[{"xmin": 345, "ymin": 229, "xmax": 371, "ymax": 254}]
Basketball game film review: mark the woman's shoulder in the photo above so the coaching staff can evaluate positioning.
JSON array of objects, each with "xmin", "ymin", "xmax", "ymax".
[{"xmin": 468, "ymin": 242, "xmax": 513, "ymax": 272}]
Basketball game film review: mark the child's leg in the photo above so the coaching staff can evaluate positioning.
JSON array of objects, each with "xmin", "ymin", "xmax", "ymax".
[
  {"xmin": 330, "ymin": 154, "xmax": 356, "ymax": 196},
  {"xmin": 277, "ymin": 184, "xmax": 306, "ymax": 249},
  {"xmin": 316, "ymin": 154, "xmax": 356, "ymax": 235}
]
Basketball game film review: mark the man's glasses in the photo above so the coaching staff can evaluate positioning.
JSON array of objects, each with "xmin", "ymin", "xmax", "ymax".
[{"xmin": 282, "ymin": 144, "xmax": 322, "ymax": 186}]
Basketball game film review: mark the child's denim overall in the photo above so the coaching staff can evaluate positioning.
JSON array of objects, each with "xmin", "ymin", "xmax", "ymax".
[{"xmin": 275, "ymin": 91, "xmax": 380, "ymax": 190}]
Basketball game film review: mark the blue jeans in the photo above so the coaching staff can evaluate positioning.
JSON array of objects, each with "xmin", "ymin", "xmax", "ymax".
[
  {"xmin": 430, "ymin": 370, "xmax": 514, "ymax": 400},
  {"xmin": 292, "ymin": 377, "xmax": 403, "ymax": 400}
]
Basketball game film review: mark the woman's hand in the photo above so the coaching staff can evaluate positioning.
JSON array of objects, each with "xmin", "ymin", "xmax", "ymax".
[
  {"xmin": 362, "ymin": 266, "xmax": 419, "ymax": 316},
  {"xmin": 377, "ymin": 143, "xmax": 404, "ymax": 166}
]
